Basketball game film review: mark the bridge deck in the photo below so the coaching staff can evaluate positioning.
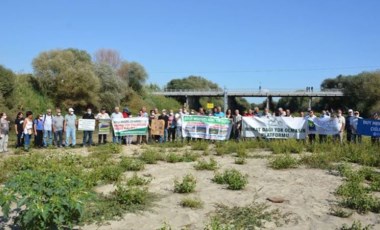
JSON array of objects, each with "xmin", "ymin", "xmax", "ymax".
[{"xmin": 152, "ymin": 89, "xmax": 344, "ymax": 97}]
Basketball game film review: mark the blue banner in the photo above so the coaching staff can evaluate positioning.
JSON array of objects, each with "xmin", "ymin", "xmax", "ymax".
[{"xmin": 357, "ymin": 119, "xmax": 380, "ymax": 137}]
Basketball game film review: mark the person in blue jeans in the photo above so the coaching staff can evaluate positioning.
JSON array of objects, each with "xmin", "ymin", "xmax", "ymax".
[
  {"xmin": 23, "ymin": 111, "xmax": 33, "ymax": 151},
  {"xmin": 53, "ymin": 109, "xmax": 64, "ymax": 147},
  {"xmin": 33, "ymin": 114, "xmax": 44, "ymax": 148},
  {"xmin": 43, "ymin": 109, "xmax": 54, "ymax": 147},
  {"xmin": 82, "ymin": 108, "xmax": 95, "ymax": 147},
  {"xmin": 64, "ymin": 108, "xmax": 77, "ymax": 147}
]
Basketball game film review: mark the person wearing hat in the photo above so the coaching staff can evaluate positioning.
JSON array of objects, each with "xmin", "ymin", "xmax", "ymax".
[
  {"xmin": 345, "ymin": 109, "xmax": 354, "ymax": 143},
  {"xmin": 64, "ymin": 108, "xmax": 77, "ymax": 147},
  {"xmin": 95, "ymin": 108, "xmax": 110, "ymax": 144}
]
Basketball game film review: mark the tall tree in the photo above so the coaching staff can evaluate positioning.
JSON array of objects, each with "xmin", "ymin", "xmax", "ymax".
[
  {"xmin": 94, "ymin": 49, "xmax": 122, "ymax": 70},
  {"xmin": 117, "ymin": 61, "xmax": 147, "ymax": 94},
  {"xmin": 0, "ymin": 65, "xmax": 15, "ymax": 98},
  {"xmin": 94, "ymin": 63, "xmax": 127, "ymax": 111},
  {"xmin": 32, "ymin": 49, "xmax": 100, "ymax": 110}
]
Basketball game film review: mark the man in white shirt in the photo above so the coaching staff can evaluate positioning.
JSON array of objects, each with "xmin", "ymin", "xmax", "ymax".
[
  {"xmin": 111, "ymin": 107, "xmax": 123, "ymax": 144},
  {"xmin": 334, "ymin": 109, "xmax": 345, "ymax": 144},
  {"xmin": 95, "ymin": 108, "xmax": 110, "ymax": 144},
  {"xmin": 43, "ymin": 109, "xmax": 53, "ymax": 147}
]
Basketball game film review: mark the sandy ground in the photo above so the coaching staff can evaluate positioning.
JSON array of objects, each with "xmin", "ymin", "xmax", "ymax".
[
  {"xmin": 84, "ymin": 146, "xmax": 380, "ymax": 230},
  {"xmin": 2, "ymin": 145, "xmax": 380, "ymax": 230}
]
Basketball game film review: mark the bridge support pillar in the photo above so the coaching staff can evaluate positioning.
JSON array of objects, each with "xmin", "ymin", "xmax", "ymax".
[
  {"xmin": 308, "ymin": 97, "xmax": 312, "ymax": 110},
  {"xmin": 223, "ymin": 88, "xmax": 228, "ymax": 112}
]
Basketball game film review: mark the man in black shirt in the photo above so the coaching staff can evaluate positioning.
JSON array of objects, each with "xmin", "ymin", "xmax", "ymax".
[{"xmin": 14, "ymin": 112, "xmax": 24, "ymax": 148}]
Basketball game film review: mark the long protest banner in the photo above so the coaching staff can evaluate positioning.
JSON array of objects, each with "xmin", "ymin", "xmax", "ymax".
[
  {"xmin": 357, "ymin": 119, "xmax": 380, "ymax": 137},
  {"xmin": 242, "ymin": 116, "xmax": 340, "ymax": 139},
  {"xmin": 112, "ymin": 117, "xmax": 149, "ymax": 136},
  {"xmin": 182, "ymin": 115, "xmax": 232, "ymax": 140},
  {"xmin": 242, "ymin": 117, "xmax": 306, "ymax": 139}
]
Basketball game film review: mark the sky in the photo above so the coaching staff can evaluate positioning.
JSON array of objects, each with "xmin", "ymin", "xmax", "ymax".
[{"xmin": 1, "ymin": 0, "xmax": 380, "ymax": 96}]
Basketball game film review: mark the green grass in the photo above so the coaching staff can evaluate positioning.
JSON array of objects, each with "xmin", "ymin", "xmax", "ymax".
[
  {"xmin": 126, "ymin": 173, "xmax": 151, "ymax": 186},
  {"xmin": 180, "ymin": 197, "xmax": 204, "ymax": 209},
  {"xmin": 194, "ymin": 158, "xmax": 218, "ymax": 170},
  {"xmin": 174, "ymin": 174, "xmax": 197, "ymax": 193},
  {"xmin": 269, "ymin": 154, "xmax": 299, "ymax": 169},
  {"xmin": 119, "ymin": 157, "xmax": 146, "ymax": 171},
  {"xmin": 140, "ymin": 149, "xmax": 165, "ymax": 164},
  {"xmin": 191, "ymin": 141, "xmax": 209, "ymax": 151},
  {"xmin": 165, "ymin": 152, "xmax": 184, "ymax": 163}
]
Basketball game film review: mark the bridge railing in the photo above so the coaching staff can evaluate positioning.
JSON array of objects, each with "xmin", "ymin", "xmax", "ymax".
[{"xmin": 159, "ymin": 88, "xmax": 343, "ymax": 93}]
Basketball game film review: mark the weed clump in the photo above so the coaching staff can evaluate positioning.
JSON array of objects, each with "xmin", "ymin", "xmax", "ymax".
[
  {"xmin": 269, "ymin": 154, "xmax": 299, "ymax": 169},
  {"xmin": 180, "ymin": 197, "xmax": 204, "ymax": 209},
  {"xmin": 194, "ymin": 158, "xmax": 218, "ymax": 170},
  {"xmin": 174, "ymin": 174, "xmax": 197, "ymax": 193},
  {"xmin": 212, "ymin": 169, "xmax": 248, "ymax": 190}
]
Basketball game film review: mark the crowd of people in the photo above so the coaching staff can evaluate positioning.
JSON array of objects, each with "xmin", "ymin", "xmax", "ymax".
[{"xmin": 0, "ymin": 105, "xmax": 379, "ymax": 153}]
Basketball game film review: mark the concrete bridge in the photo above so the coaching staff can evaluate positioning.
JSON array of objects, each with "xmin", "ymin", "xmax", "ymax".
[{"xmin": 152, "ymin": 88, "xmax": 344, "ymax": 111}]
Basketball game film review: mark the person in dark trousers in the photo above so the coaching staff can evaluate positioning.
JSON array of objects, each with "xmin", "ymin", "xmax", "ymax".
[
  {"xmin": 33, "ymin": 114, "xmax": 44, "ymax": 148},
  {"xmin": 82, "ymin": 108, "xmax": 95, "ymax": 147},
  {"xmin": 345, "ymin": 109, "xmax": 354, "ymax": 143},
  {"xmin": 14, "ymin": 112, "xmax": 24, "ymax": 148}
]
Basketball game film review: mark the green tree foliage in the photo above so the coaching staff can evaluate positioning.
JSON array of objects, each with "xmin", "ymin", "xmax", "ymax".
[
  {"xmin": 94, "ymin": 63, "xmax": 127, "ymax": 111},
  {"xmin": 319, "ymin": 71, "xmax": 380, "ymax": 116},
  {"xmin": 166, "ymin": 76, "xmax": 250, "ymax": 111},
  {"xmin": 32, "ymin": 49, "xmax": 100, "ymax": 110},
  {"xmin": 117, "ymin": 61, "xmax": 148, "ymax": 94},
  {"xmin": 0, "ymin": 65, "xmax": 15, "ymax": 97}
]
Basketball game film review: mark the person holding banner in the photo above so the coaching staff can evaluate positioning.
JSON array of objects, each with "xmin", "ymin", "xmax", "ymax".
[
  {"xmin": 82, "ymin": 108, "xmax": 95, "ymax": 147},
  {"xmin": 334, "ymin": 109, "xmax": 345, "ymax": 144},
  {"xmin": 95, "ymin": 108, "xmax": 110, "ymax": 144},
  {"xmin": 371, "ymin": 112, "xmax": 379, "ymax": 145},
  {"xmin": 306, "ymin": 110, "xmax": 317, "ymax": 144},
  {"xmin": 111, "ymin": 107, "xmax": 123, "ymax": 144},
  {"xmin": 233, "ymin": 109, "xmax": 242, "ymax": 141},
  {"xmin": 351, "ymin": 111, "xmax": 362, "ymax": 144},
  {"xmin": 64, "ymin": 108, "xmax": 77, "ymax": 147}
]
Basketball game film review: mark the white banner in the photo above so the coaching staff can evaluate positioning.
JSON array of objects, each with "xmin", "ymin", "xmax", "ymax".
[
  {"xmin": 242, "ymin": 117, "xmax": 306, "ymax": 139},
  {"xmin": 78, "ymin": 119, "xmax": 96, "ymax": 131},
  {"xmin": 182, "ymin": 115, "xmax": 232, "ymax": 140},
  {"xmin": 242, "ymin": 116, "xmax": 340, "ymax": 139},
  {"xmin": 307, "ymin": 116, "xmax": 340, "ymax": 135}
]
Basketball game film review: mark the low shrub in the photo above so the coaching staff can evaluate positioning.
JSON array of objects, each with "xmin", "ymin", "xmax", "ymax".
[
  {"xmin": 126, "ymin": 173, "xmax": 151, "ymax": 186},
  {"xmin": 337, "ymin": 221, "xmax": 373, "ymax": 230},
  {"xmin": 119, "ymin": 157, "xmax": 145, "ymax": 171},
  {"xmin": 180, "ymin": 197, "xmax": 204, "ymax": 209},
  {"xmin": 183, "ymin": 151, "xmax": 201, "ymax": 162},
  {"xmin": 165, "ymin": 153, "xmax": 184, "ymax": 163},
  {"xmin": 174, "ymin": 174, "xmax": 197, "ymax": 193},
  {"xmin": 205, "ymin": 200, "xmax": 284, "ymax": 229},
  {"xmin": 194, "ymin": 158, "xmax": 218, "ymax": 171},
  {"xmin": 0, "ymin": 169, "xmax": 92, "ymax": 230},
  {"xmin": 140, "ymin": 149, "xmax": 165, "ymax": 164},
  {"xmin": 212, "ymin": 169, "xmax": 248, "ymax": 190},
  {"xmin": 191, "ymin": 141, "xmax": 209, "ymax": 151},
  {"xmin": 269, "ymin": 154, "xmax": 299, "ymax": 169}
]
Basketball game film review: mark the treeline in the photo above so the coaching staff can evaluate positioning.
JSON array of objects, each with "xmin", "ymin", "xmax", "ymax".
[
  {"xmin": 277, "ymin": 71, "xmax": 380, "ymax": 117},
  {"xmin": 0, "ymin": 48, "xmax": 180, "ymax": 116},
  {"xmin": 0, "ymin": 47, "xmax": 379, "ymax": 117}
]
